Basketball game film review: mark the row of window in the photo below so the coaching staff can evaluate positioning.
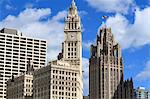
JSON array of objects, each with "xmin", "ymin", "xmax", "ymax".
[
  {"xmin": 0, "ymin": 35, "xmax": 46, "ymax": 43},
  {"xmin": 68, "ymin": 42, "xmax": 77, "ymax": 47},
  {"xmin": 53, "ymin": 70, "xmax": 77, "ymax": 76},
  {"xmin": 52, "ymin": 86, "xmax": 77, "ymax": 91},
  {"xmin": 52, "ymin": 96, "xmax": 77, "ymax": 99},
  {"xmin": 52, "ymin": 80, "xmax": 77, "ymax": 86},
  {"xmin": 52, "ymin": 91, "xmax": 77, "ymax": 97},
  {"xmin": 52, "ymin": 75, "xmax": 77, "ymax": 81}
]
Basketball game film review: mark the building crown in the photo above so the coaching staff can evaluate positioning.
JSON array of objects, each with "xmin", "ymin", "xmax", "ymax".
[
  {"xmin": 68, "ymin": 0, "xmax": 78, "ymax": 16},
  {"xmin": 71, "ymin": 0, "xmax": 76, "ymax": 7},
  {"xmin": 64, "ymin": 0, "xmax": 81, "ymax": 30}
]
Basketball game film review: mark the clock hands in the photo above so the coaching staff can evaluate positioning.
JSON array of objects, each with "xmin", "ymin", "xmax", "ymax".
[{"xmin": 71, "ymin": 35, "xmax": 74, "ymax": 38}]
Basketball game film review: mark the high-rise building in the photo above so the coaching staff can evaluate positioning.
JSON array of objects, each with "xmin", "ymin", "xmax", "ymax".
[
  {"xmin": 135, "ymin": 87, "xmax": 150, "ymax": 99},
  {"xmin": 89, "ymin": 26, "xmax": 134, "ymax": 99},
  {"xmin": 58, "ymin": 0, "xmax": 82, "ymax": 71},
  {"xmin": 58, "ymin": 0, "xmax": 83, "ymax": 98},
  {"xmin": 89, "ymin": 26, "xmax": 123, "ymax": 99},
  {"xmin": 6, "ymin": 60, "xmax": 34, "ymax": 99},
  {"xmin": 33, "ymin": 0, "xmax": 83, "ymax": 99},
  {"xmin": 0, "ymin": 28, "xmax": 47, "ymax": 98}
]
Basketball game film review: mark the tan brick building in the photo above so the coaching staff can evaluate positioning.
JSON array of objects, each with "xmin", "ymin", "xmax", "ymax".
[
  {"xmin": 6, "ymin": 60, "xmax": 34, "ymax": 99},
  {"xmin": 33, "ymin": 0, "xmax": 83, "ymax": 99},
  {"xmin": 33, "ymin": 60, "xmax": 80, "ymax": 99}
]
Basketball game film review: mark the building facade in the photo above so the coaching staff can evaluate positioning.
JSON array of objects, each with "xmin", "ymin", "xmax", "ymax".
[
  {"xmin": 89, "ymin": 26, "xmax": 123, "ymax": 99},
  {"xmin": 83, "ymin": 96, "xmax": 89, "ymax": 99},
  {"xmin": 135, "ymin": 87, "xmax": 150, "ymax": 99},
  {"xmin": 33, "ymin": 60, "xmax": 80, "ymax": 99},
  {"xmin": 6, "ymin": 60, "xmax": 34, "ymax": 99},
  {"xmin": 58, "ymin": 0, "xmax": 83, "ymax": 98},
  {"xmin": 33, "ymin": 0, "xmax": 83, "ymax": 99},
  {"xmin": 89, "ymin": 26, "xmax": 134, "ymax": 99},
  {"xmin": 0, "ymin": 28, "xmax": 47, "ymax": 98},
  {"xmin": 113, "ymin": 78, "xmax": 134, "ymax": 99}
]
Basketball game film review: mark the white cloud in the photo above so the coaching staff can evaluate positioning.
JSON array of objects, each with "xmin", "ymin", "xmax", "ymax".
[
  {"xmin": 83, "ymin": 40, "xmax": 95, "ymax": 51},
  {"xmin": 102, "ymin": 7, "xmax": 150, "ymax": 49},
  {"xmin": 82, "ymin": 57, "xmax": 89, "ymax": 96},
  {"xmin": 136, "ymin": 60, "xmax": 150, "ymax": 81},
  {"xmin": 78, "ymin": 10, "xmax": 88, "ymax": 17},
  {"xmin": 51, "ymin": 10, "xmax": 67, "ymax": 21},
  {"xmin": 0, "ymin": 8, "xmax": 67, "ymax": 61},
  {"xmin": 85, "ymin": 0, "xmax": 134, "ymax": 13}
]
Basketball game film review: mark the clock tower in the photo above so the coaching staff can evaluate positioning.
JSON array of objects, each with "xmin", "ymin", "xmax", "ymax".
[
  {"xmin": 58, "ymin": 0, "xmax": 82, "ymax": 69},
  {"xmin": 57, "ymin": 0, "xmax": 83, "ymax": 98}
]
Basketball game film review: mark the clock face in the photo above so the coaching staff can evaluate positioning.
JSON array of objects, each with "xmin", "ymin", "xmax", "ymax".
[
  {"xmin": 68, "ymin": 33, "xmax": 76, "ymax": 40},
  {"xmin": 70, "ymin": 34, "xmax": 75, "ymax": 39}
]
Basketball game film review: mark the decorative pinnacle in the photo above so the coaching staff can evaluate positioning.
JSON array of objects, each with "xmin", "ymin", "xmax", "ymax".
[{"xmin": 71, "ymin": 0, "xmax": 76, "ymax": 7}]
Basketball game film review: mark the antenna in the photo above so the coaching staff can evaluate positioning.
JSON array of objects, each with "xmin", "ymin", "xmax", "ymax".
[{"xmin": 102, "ymin": 15, "xmax": 108, "ymax": 28}]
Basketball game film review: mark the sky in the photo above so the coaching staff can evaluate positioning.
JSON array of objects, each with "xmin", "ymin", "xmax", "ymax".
[{"xmin": 0, "ymin": 0, "xmax": 150, "ymax": 96}]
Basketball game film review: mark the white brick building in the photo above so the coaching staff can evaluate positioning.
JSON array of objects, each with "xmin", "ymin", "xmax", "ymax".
[{"xmin": 0, "ymin": 28, "xmax": 47, "ymax": 98}]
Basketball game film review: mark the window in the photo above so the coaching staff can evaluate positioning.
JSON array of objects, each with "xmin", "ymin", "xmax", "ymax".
[
  {"xmin": 68, "ymin": 53, "xmax": 70, "ymax": 56},
  {"xmin": 74, "ymin": 53, "xmax": 76, "ymax": 55},
  {"xmin": 75, "ymin": 48, "xmax": 76, "ymax": 51},
  {"xmin": 68, "ymin": 43, "xmax": 70, "ymax": 46},
  {"xmin": 68, "ymin": 48, "xmax": 70, "ymax": 51}
]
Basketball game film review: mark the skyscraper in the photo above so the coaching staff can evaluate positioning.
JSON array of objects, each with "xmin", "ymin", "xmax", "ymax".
[
  {"xmin": 89, "ymin": 25, "xmax": 135, "ymax": 99},
  {"xmin": 0, "ymin": 28, "xmax": 47, "ymax": 98},
  {"xmin": 33, "ymin": 0, "xmax": 83, "ymax": 99},
  {"xmin": 58, "ymin": 0, "xmax": 82, "ymax": 70},
  {"xmin": 58, "ymin": 0, "xmax": 83, "ymax": 98}
]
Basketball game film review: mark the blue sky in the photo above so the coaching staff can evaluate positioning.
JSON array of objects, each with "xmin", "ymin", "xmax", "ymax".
[{"xmin": 0, "ymin": 0, "xmax": 150, "ymax": 96}]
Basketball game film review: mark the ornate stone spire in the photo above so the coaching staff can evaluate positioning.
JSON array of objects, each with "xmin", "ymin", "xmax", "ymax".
[
  {"xmin": 64, "ymin": 0, "xmax": 81, "ymax": 30},
  {"xmin": 71, "ymin": 0, "xmax": 76, "ymax": 7},
  {"xmin": 68, "ymin": 0, "xmax": 78, "ymax": 16}
]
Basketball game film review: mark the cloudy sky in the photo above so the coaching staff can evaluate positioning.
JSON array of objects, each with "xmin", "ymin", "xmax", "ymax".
[{"xmin": 0, "ymin": 0, "xmax": 150, "ymax": 96}]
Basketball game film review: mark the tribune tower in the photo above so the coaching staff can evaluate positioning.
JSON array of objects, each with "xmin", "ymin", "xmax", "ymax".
[{"xmin": 89, "ymin": 26, "xmax": 124, "ymax": 99}]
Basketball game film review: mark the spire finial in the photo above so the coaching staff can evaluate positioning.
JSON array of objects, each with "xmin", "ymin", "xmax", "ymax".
[
  {"xmin": 72, "ymin": 0, "xmax": 75, "ymax": 3},
  {"xmin": 68, "ymin": 0, "xmax": 78, "ymax": 16},
  {"xmin": 71, "ymin": 0, "xmax": 76, "ymax": 7}
]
